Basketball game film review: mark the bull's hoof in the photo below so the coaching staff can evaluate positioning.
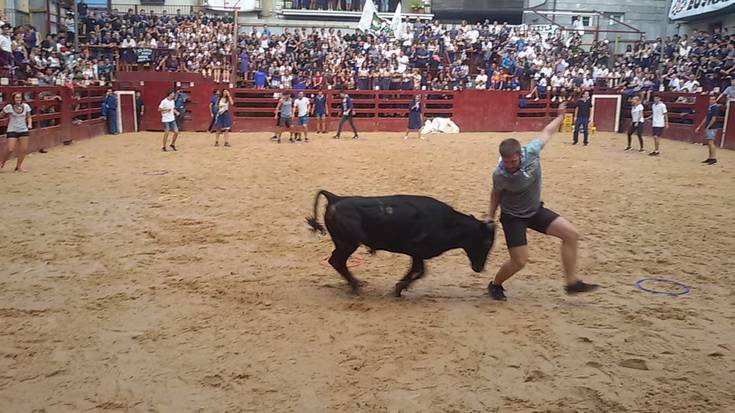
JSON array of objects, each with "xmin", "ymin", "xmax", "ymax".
[
  {"xmin": 394, "ymin": 283, "xmax": 406, "ymax": 297},
  {"xmin": 349, "ymin": 284, "xmax": 361, "ymax": 295}
]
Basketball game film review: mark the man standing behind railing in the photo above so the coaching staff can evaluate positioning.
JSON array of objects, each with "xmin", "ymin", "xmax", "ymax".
[
  {"xmin": 0, "ymin": 24, "xmax": 12, "ymax": 70},
  {"xmin": 174, "ymin": 90, "xmax": 186, "ymax": 132},
  {"xmin": 101, "ymin": 88, "xmax": 118, "ymax": 135}
]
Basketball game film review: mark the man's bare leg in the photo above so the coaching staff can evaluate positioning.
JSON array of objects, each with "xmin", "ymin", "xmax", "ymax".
[
  {"xmin": 544, "ymin": 217, "xmax": 579, "ymax": 285},
  {"xmin": 708, "ymin": 140, "xmax": 717, "ymax": 160},
  {"xmin": 162, "ymin": 132, "xmax": 169, "ymax": 151},
  {"xmin": 493, "ymin": 245, "xmax": 528, "ymax": 285}
]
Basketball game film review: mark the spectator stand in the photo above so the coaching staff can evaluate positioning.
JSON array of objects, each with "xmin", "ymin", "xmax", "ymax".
[{"xmin": 524, "ymin": 8, "xmax": 644, "ymax": 53}]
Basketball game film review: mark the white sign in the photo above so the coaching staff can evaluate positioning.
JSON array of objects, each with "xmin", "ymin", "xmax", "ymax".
[
  {"xmin": 669, "ymin": 0, "xmax": 735, "ymax": 20},
  {"xmin": 206, "ymin": 0, "xmax": 258, "ymax": 11}
]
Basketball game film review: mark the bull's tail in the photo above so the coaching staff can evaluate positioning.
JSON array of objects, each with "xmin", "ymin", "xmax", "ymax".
[{"xmin": 306, "ymin": 190, "xmax": 340, "ymax": 234}]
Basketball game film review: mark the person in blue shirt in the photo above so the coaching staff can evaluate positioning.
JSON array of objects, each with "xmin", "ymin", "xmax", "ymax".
[
  {"xmin": 174, "ymin": 91, "xmax": 187, "ymax": 131},
  {"xmin": 695, "ymin": 95, "xmax": 721, "ymax": 165},
  {"xmin": 488, "ymin": 101, "xmax": 599, "ymax": 301},
  {"xmin": 77, "ymin": 0, "xmax": 88, "ymax": 17},
  {"xmin": 311, "ymin": 89, "xmax": 328, "ymax": 134},
  {"xmin": 100, "ymin": 88, "xmax": 118, "ymax": 135},
  {"xmin": 404, "ymin": 94, "xmax": 423, "ymax": 140},
  {"xmin": 135, "ymin": 90, "xmax": 144, "ymax": 132},
  {"xmin": 254, "ymin": 68, "xmax": 266, "ymax": 89},
  {"xmin": 333, "ymin": 91, "xmax": 359, "ymax": 140},
  {"xmin": 209, "ymin": 89, "xmax": 220, "ymax": 125},
  {"xmin": 573, "ymin": 91, "xmax": 592, "ymax": 145}
]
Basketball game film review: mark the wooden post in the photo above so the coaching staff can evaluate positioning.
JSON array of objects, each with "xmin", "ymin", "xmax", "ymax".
[{"xmin": 232, "ymin": 8, "xmax": 238, "ymax": 84}]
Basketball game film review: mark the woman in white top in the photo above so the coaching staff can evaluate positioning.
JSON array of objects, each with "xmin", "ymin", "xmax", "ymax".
[
  {"xmin": 626, "ymin": 96, "xmax": 645, "ymax": 151},
  {"xmin": 0, "ymin": 92, "xmax": 33, "ymax": 172},
  {"xmin": 212, "ymin": 89, "xmax": 233, "ymax": 147},
  {"xmin": 475, "ymin": 69, "xmax": 488, "ymax": 89}
]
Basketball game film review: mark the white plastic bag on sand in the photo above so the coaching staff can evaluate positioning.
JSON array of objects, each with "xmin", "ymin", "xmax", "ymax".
[{"xmin": 421, "ymin": 118, "xmax": 460, "ymax": 135}]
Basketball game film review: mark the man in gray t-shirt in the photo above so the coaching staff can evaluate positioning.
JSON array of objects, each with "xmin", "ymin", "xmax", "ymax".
[
  {"xmin": 716, "ymin": 78, "xmax": 735, "ymax": 103},
  {"xmin": 274, "ymin": 94, "xmax": 295, "ymax": 143},
  {"xmin": 487, "ymin": 101, "xmax": 598, "ymax": 301}
]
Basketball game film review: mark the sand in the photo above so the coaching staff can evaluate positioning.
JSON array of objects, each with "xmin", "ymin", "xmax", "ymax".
[{"xmin": 1, "ymin": 130, "xmax": 734, "ymax": 413}]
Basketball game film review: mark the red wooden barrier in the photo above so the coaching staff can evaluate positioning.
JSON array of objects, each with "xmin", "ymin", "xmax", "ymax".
[
  {"xmin": 619, "ymin": 92, "xmax": 708, "ymax": 144},
  {"xmin": 116, "ymin": 71, "xmax": 218, "ymax": 132}
]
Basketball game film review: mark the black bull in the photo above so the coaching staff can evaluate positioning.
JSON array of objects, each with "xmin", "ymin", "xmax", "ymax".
[{"xmin": 306, "ymin": 190, "xmax": 496, "ymax": 296}]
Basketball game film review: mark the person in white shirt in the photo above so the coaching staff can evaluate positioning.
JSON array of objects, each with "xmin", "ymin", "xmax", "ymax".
[
  {"xmin": 0, "ymin": 24, "xmax": 13, "ymax": 69},
  {"xmin": 474, "ymin": 69, "xmax": 488, "ymax": 89},
  {"xmin": 293, "ymin": 91, "xmax": 310, "ymax": 142},
  {"xmin": 668, "ymin": 74, "xmax": 681, "ymax": 92},
  {"xmin": 158, "ymin": 91, "xmax": 179, "ymax": 151},
  {"xmin": 649, "ymin": 95, "xmax": 668, "ymax": 156},
  {"xmin": 572, "ymin": 16, "xmax": 584, "ymax": 36},
  {"xmin": 682, "ymin": 74, "xmax": 700, "ymax": 93},
  {"xmin": 626, "ymin": 96, "xmax": 645, "ymax": 151},
  {"xmin": 550, "ymin": 74, "xmax": 563, "ymax": 101}
]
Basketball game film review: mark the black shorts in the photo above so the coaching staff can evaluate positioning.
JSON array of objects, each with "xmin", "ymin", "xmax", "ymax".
[
  {"xmin": 500, "ymin": 204, "xmax": 560, "ymax": 249},
  {"xmin": 652, "ymin": 127, "xmax": 664, "ymax": 137},
  {"xmin": 6, "ymin": 131, "xmax": 30, "ymax": 139}
]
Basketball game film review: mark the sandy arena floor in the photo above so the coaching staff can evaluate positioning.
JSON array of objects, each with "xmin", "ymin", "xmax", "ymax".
[{"xmin": 1, "ymin": 130, "xmax": 734, "ymax": 412}]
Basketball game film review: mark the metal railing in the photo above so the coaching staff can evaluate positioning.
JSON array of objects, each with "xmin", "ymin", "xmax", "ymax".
[{"xmin": 281, "ymin": 0, "xmax": 405, "ymax": 13}]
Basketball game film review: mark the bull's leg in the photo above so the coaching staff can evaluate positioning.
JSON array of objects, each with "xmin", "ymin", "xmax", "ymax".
[
  {"xmin": 328, "ymin": 243, "xmax": 361, "ymax": 293},
  {"xmin": 394, "ymin": 257, "xmax": 425, "ymax": 297}
]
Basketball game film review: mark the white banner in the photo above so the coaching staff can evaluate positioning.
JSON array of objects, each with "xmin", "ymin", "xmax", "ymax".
[
  {"xmin": 669, "ymin": 0, "xmax": 735, "ymax": 20},
  {"xmin": 358, "ymin": 0, "xmax": 378, "ymax": 32},
  {"xmin": 205, "ymin": 0, "xmax": 258, "ymax": 11}
]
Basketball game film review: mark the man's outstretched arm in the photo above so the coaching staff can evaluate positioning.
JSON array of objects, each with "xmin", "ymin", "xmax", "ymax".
[{"xmin": 539, "ymin": 101, "xmax": 568, "ymax": 145}]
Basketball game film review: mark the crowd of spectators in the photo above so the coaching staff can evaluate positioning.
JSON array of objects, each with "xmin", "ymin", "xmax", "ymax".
[
  {"xmin": 1, "ymin": 10, "xmax": 114, "ymax": 87},
  {"xmin": 238, "ymin": 19, "xmax": 735, "ymax": 101},
  {"xmin": 2, "ymin": 5, "xmax": 734, "ymax": 99},
  {"xmin": 79, "ymin": 7, "xmax": 235, "ymax": 82}
]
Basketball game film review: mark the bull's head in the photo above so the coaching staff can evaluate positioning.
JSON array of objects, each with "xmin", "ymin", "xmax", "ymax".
[{"xmin": 464, "ymin": 218, "xmax": 496, "ymax": 273}]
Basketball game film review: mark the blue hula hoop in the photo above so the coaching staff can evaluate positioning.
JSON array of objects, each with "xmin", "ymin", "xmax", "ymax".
[{"xmin": 635, "ymin": 278, "xmax": 690, "ymax": 296}]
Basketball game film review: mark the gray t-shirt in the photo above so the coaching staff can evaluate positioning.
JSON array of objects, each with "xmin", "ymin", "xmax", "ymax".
[
  {"xmin": 492, "ymin": 138, "xmax": 544, "ymax": 218},
  {"xmin": 280, "ymin": 99, "xmax": 293, "ymax": 118},
  {"xmin": 723, "ymin": 85, "xmax": 735, "ymax": 101},
  {"xmin": 3, "ymin": 103, "xmax": 32, "ymax": 133}
]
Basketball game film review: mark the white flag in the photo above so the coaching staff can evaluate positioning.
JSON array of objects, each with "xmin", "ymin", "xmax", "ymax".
[
  {"xmin": 390, "ymin": 3, "xmax": 402, "ymax": 38},
  {"xmin": 358, "ymin": 0, "xmax": 378, "ymax": 32}
]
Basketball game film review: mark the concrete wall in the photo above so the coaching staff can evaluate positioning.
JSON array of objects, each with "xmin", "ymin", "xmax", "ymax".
[
  {"xmin": 524, "ymin": 0, "xmax": 674, "ymax": 41},
  {"xmin": 676, "ymin": 12, "xmax": 735, "ymax": 35}
]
